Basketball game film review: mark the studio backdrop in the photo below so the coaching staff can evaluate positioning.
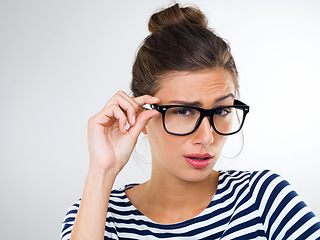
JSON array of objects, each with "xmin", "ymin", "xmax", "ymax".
[{"xmin": 0, "ymin": 0, "xmax": 319, "ymax": 239}]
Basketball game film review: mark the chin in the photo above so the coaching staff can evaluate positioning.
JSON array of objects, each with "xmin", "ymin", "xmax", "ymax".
[{"xmin": 179, "ymin": 167, "xmax": 215, "ymax": 183}]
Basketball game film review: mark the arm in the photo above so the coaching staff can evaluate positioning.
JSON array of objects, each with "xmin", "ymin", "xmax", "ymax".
[
  {"xmin": 69, "ymin": 168, "xmax": 116, "ymax": 240},
  {"xmin": 252, "ymin": 170, "xmax": 320, "ymax": 240},
  {"xmin": 62, "ymin": 91, "xmax": 159, "ymax": 240}
]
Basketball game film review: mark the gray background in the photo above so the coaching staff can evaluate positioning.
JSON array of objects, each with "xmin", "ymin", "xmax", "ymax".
[{"xmin": 1, "ymin": 0, "xmax": 319, "ymax": 239}]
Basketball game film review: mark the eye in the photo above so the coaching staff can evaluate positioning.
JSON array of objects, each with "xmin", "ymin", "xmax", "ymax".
[
  {"xmin": 171, "ymin": 107, "xmax": 196, "ymax": 117},
  {"xmin": 214, "ymin": 108, "xmax": 232, "ymax": 117}
]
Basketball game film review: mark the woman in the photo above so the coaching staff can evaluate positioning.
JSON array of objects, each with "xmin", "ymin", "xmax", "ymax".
[{"xmin": 61, "ymin": 3, "xmax": 320, "ymax": 239}]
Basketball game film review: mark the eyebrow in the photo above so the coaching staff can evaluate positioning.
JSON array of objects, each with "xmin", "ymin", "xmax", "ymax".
[
  {"xmin": 215, "ymin": 93, "xmax": 235, "ymax": 104},
  {"xmin": 167, "ymin": 93, "xmax": 235, "ymax": 107},
  {"xmin": 167, "ymin": 100, "xmax": 202, "ymax": 107}
]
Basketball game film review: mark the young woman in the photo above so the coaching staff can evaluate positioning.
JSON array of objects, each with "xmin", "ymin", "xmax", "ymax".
[{"xmin": 61, "ymin": 4, "xmax": 320, "ymax": 239}]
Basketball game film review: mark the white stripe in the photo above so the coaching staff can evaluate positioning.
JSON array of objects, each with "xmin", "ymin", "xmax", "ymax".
[{"xmin": 288, "ymin": 206, "xmax": 320, "ymax": 240}]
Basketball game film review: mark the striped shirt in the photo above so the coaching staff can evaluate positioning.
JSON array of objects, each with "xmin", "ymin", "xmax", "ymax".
[{"xmin": 61, "ymin": 170, "xmax": 320, "ymax": 239}]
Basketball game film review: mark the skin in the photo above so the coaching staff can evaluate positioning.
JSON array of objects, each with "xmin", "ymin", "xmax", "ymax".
[
  {"xmin": 70, "ymin": 68, "xmax": 236, "ymax": 239},
  {"xmin": 71, "ymin": 93, "xmax": 160, "ymax": 240},
  {"xmin": 126, "ymin": 69, "xmax": 236, "ymax": 224}
]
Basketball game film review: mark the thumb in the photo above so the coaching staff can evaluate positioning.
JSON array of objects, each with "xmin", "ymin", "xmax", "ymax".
[{"xmin": 128, "ymin": 110, "xmax": 159, "ymax": 138}]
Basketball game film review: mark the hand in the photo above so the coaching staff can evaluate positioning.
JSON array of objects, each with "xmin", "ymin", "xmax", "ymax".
[{"xmin": 87, "ymin": 91, "xmax": 160, "ymax": 176}]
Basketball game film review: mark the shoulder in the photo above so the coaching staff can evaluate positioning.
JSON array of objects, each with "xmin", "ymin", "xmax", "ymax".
[
  {"xmin": 218, "ymin": 169, "xmax": 286, "ymax": 191},
  {"xmin": 109, "ymin": 183, "xmax": 139, "ymax": 201},
  {"xmin": 218, "ymin": 170, "xmax": 320, "ymax": 239},
  {"xmin": 242, "ymin": 169, "xmax": 295, "ymax": 206},
  {"xmin": 107, "ymin": 183, "xmax": 140, "ymax": 216},
  {"xmin": 61, "ymin": 198, "xmax": 81, "ymax": 240},
  {"xmin": 219, "ymin": 169, "xmax": 296, "ymax": 204},
  {"xmin": 217, "ymin": 169, "xmax": 279, "ymax": 191},
  {"xmin": 61, "ymin": 184, "xmax": 140, "ymax": 239},
  {"xmin": 216, "ymin": 169, "xmax": 295, "ymax": 211}
]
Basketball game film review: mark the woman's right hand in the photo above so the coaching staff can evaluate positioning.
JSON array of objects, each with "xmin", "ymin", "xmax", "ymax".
[{"xmin": 87, "ymin": 91, "xmax": 160, "ymax": 177}]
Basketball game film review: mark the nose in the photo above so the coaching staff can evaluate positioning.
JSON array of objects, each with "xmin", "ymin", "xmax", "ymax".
[{"xmin": 192, "ymin": 117, "xmax": 214, "ymax": 146}]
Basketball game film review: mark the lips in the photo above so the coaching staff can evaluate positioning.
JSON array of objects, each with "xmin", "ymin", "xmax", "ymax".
[{"xmin": 183, "ymin": 153, "xmax": 213, "ymax": 169}]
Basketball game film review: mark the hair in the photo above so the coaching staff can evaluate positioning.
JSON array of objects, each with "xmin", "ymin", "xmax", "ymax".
[{"xmin": 131, "ymin": 3, "xmax": 239, "ymax": 97}]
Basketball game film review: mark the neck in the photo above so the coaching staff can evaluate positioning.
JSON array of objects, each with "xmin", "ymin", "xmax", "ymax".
[{"xmin": 142, "ymin": 167, "xmax": 219, "ymax": 223}]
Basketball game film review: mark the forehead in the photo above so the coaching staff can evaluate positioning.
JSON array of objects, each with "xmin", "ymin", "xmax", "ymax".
[{"xmin": 155, "ymin": 69, "xmax": 236, "ymax": 106}]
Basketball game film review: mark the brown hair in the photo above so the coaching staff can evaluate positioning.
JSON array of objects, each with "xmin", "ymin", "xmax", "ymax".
[{"xmin": 131, "ymin": 3, "xmax": 239, "ymax": 97}]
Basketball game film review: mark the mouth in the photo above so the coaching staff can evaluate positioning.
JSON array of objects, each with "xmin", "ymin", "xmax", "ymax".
[
  {"xmin": 187, "ymin": 157, "xmax": 212, "ymax": 161},
  {"xmin": 183, "ymin": 153, "xmax": 213, "ymax": 169}
]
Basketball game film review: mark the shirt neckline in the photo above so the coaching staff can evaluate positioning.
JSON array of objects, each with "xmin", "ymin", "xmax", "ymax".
[{"xmin": 121, "ymin": 171, "xmax": 225, "ymax": 228}]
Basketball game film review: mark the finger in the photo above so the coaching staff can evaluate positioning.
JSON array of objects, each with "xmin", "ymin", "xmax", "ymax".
[
  {"xmin": 106, "ymin": 104, "xmax": 129, "ymax": 133},
  {"xmin": 128, "ymin": 109, "xmax": 160, "ymax": 138},
  {"xmin": 103, "ymin": 92, "xmax": 138, "ymax": 127},
  {"xmin": 134, "ymin": 95, "xmax": 160, "ymax": 106},
  {"xmin": 114, "ymin": 94, "xmax": 137, "ymax": 127},
  {"xmin": 93, "ymin": 104, "xmax": 128, "ymax": 133},
  {"xmin": 117, "ymin": 91, "xmax": 140, "ymax": 111},
  {"xmin": 116, "ymin": 91, "xmax": 141, "ymax": 126},
  {"xmin": 102, "ymin": 91, "xmax": 130, "ymax": 109}
]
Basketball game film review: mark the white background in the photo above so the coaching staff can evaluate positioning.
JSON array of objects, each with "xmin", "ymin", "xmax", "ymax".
[{"xmin": 1, "ymin": 0, "xmax": 319, "ymax": 239}]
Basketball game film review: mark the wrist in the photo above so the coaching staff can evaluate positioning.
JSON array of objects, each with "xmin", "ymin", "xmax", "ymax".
[
  {"xmin": 83, "ymin": 166, "xmax": 117, "ymax": 197},
  {"xmin": 88, "ymin": 164, "xmax": 119, "ymax": 181}
]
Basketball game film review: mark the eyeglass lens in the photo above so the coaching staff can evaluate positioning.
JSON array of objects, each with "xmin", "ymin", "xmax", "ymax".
[{"xmin": 164, "ymin": 106, "xmax": 244, "ymax": 135}]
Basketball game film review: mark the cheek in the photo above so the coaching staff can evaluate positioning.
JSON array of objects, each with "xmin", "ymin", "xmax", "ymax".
[
  {"xmin": 145, "ymin": 116, "xmax": 166, "ymax": 149},
  {"xmin": 146, "ymin": 116, "xmax": 183, "ymax": 155},
  {"xmin": 146, "ymin": 116, "xmax": 229, "ymax": 159},
  {"xmin": 214, "ymin": 134, "xmax": 229, "ymax": 152},
  {"xmin": 145, "ymin": 115, "xmax": 162, "ymax": 137}
]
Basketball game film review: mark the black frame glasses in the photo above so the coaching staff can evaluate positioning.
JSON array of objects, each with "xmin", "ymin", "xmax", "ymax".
[{"xmin": 149, "ymin": 100, "xmax": 249, "ymax": 136}]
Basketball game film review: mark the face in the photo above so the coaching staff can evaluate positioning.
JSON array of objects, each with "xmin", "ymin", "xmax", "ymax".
[{"xmin": 144, "ymin": 69, "xmax": 236, "ymax": 182}]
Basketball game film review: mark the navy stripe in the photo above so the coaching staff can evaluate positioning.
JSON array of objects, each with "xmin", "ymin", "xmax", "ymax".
[
  {"xmin": 63, "ymin": 217, "xmax": 76, "ymax": 223},
  {"xmin": 285, "ymin": 211, "xmax": 317, "ymax": 239},
  {"xmin": 108, "ymin": 198, "xmax": 132, "ymax": 207},
  {"xmin": 267, "ymin": 190, "xmax": 299, "ymax": 239},
  {"xmin": 261, "ymin": 179, "xmax": 290, "ymax": 223},
  {"xmin": 107, "ymin": 207, "xmax": 142, "ymax": 216},
  {"xmin": 271, "ymin": 201, "xmax": 306, "ymax": 240},
  {"xmin": 114, "ymin": 215, "xmax": 230, "ymax": 238},
  {"xmin": 105, "ymin": 225, "xmax": 117, "ymax": 236},
  {"xmin": 232, "ymin": 230, "xmax": 266, "ymax": 240},
  {"xmin": 214, "ymin": 174, "xmax": 251, "ymax": 206},
  {"xmin": 221, "ymin": 217, "xmax": 263, "ymax": 238},
  {"xmin": 61, "ymin": 230, "xmax": 72, "ymax": 240},
  {"xmin": 249, "ymin": 170, "xmax": 270, "ymax": 193},
  {"xmin": 254, "ymin": 172, "xmax": 279, "ymax": 210},
  {"xmin": 297, "ymin": 222, "xmax": 320, "ymax": 240}
]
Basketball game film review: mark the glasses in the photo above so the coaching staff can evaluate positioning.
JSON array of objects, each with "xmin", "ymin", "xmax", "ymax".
[{"xmin": 146, "ymin": 100, "xmax": 249, "ymax": 136}]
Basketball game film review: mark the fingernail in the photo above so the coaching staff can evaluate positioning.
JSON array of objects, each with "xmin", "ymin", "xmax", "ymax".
[{"xmin": 132, "ymin": 115, "xmax": 135, "ymax": 125}]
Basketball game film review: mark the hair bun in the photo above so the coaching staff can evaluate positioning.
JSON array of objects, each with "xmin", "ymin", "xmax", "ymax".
[{"xmin": 148, "ymin": 3, "xmax": 208, "ymax": 35}]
